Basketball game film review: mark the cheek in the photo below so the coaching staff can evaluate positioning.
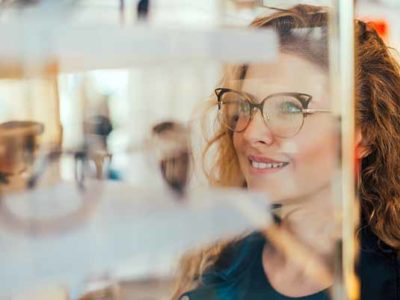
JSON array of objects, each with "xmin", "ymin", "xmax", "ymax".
[
  {"xmin": 232, "ymin": 133, "xmax": 242, "ymax": 154},
  {"xmin": 232, "ymin": 133, "xmax": 249, "ymax": 173},
  {"xmin": 293, "ymin": 121, "xmax": 338, "ymax": 173}
]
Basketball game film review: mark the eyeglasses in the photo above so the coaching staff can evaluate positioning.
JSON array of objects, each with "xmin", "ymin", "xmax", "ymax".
[
  {"xmin": 0, "ymin": 148, "xmax": 111, "ymax": 236},
  {"xmin": 215, "ymin": 88, "xmax": 330, "ymax": 138}
]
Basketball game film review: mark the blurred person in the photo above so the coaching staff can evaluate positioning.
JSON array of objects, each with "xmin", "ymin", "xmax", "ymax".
[
  {"xmin": 151, "ymin": 120, "xmax": 191, "ymax": 197},
  {"xmin": 172, "ymin": 5, "xmax": 400, "ymax": 300}
]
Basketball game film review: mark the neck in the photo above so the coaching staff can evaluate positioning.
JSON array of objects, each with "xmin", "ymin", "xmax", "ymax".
[
  {"xmin": 274, "ymin": 183, "xmax": 338, "ymax": 257},
  {"xmin": 263, "ymin": 184, "xmax": 338, "ymax": 291}
]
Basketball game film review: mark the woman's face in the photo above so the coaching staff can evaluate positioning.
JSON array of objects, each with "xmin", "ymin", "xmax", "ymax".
[{"xmin": 232, "ymin": 53, "xmax": 338, "ymax": 203}]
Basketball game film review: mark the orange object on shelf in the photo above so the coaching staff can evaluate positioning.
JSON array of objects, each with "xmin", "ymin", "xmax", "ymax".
[{"xmin": 362, "ymin": 19, "xmax": 389, "ymax": 41}]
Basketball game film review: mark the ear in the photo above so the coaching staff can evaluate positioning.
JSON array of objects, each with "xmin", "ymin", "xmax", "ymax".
[{"xmin": 355, "ymin": 129, "xmax": 371, "ymax": 159}]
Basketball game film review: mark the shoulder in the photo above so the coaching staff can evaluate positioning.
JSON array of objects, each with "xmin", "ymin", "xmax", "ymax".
[
  {"xmin": 358, "ymin": 224, "xmax": 400, "ymax": 300},
  {"xmin": 202, "ymin": 231, "xmax": 265, "ymax": 284},
  {"xmin": 175, "ymin": 232, "xmax": 265, "ymax": 300}
]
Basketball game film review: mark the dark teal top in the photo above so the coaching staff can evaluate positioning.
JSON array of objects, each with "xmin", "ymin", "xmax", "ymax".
[
  {"xmin": 180, "ymin": 227, "xmax": 399, "ymax": 300},
  {"xmin": 180, "ymin": 232, "xmax": 330, "ymax": 300}
]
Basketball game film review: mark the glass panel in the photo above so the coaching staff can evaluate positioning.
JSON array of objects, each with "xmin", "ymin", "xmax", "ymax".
[{"xmin": 0, "ymin": 1, "xmax": 372, "ymax": 300}]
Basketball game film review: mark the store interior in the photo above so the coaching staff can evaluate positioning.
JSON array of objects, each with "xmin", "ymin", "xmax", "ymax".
[{"xmin": 0, "ymin": 1, "xmax": 399, "ymax": 299}]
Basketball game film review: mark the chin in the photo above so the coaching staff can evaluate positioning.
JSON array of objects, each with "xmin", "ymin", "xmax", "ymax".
[{"xmin": 246, "ymin": 182, "xmax": 293, "ymax": 202}]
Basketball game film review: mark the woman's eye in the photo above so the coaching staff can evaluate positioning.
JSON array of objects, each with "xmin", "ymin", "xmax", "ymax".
[
  {"xmin": 239, "ymin": 101, "xmax": 250, "ymax": 113},
  {"xmin": 280, "ymin": 101, "xmax": 302, "ymax": 114}
]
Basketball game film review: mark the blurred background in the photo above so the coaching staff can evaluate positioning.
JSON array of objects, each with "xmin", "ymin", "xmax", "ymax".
[
  {"xmin": 0, "ymin": 1, "xmax": 278, "ymax": 299},
  {"xmin": 0, "ymin": 0, "xmax": 399, "ymax": 299}
]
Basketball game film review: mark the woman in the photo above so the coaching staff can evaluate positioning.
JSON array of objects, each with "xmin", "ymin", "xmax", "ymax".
[{"xmin": 172, "ymin": 4, "xmax": 400, "ymax": 300}]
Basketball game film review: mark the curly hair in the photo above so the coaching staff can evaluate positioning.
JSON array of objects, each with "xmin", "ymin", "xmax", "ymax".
[{"xmin": 355, "ymin": 20, "xmax": 400, "ymax": 250}]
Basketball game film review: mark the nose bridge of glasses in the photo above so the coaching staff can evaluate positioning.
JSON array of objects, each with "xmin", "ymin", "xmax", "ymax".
[
  {"xmin": 246, "ymin": 103, "xmax": 273, "ymax": 134},
  {"xmin": 250, "ymin": 101, "xmax": 269, "ymax": 121}
]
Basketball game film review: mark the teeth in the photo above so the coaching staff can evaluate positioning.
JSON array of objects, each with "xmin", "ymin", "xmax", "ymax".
[{"xmin": 251, "ymin": 161, "xmax": 286, "ymax": 169}]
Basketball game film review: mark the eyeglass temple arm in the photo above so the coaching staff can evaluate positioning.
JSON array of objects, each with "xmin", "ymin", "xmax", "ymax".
[{"xmin": 302, "ymin": 108, "xmax": 331, "ymax": 114}]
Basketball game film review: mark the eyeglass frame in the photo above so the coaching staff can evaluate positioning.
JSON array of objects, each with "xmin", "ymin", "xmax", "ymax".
[{"xmin": 215, "ymin": 87, "xmax": 331, "ymax": 137}]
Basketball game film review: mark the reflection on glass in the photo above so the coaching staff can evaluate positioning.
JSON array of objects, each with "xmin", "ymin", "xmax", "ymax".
[
  {"xmin": 0, "ymin": 121, "xmax": 44, "ymax": 186},
  {"xmin": 0, "ymin": 119, "xmax": 111, "ymax": 236},
  {"xmin": 151, "ymin": 121, "xmax": 191, "ymax": 198},
  {"xmin": 2, "ymin": 1, "xmax": 400, "ymax": 299}
]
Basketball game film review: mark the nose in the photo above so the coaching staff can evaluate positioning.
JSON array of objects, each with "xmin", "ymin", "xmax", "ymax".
[{"xmin": 241, "ymin": 109, "xmax": 274, "ymax": 146}]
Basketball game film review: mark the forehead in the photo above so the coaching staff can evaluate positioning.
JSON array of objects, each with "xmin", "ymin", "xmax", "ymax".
[{"xmin": 229, "ymin": 53, "xmax": 329, "ymax": 102}]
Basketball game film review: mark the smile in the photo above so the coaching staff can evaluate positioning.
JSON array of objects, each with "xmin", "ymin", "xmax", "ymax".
[
  {"xmin": 248, "ymin": 155, "xmax": 290, "ymax": 171},
  {"xmin": 250, "ymin": 161, "xmax": 288, "ymax": 169}
]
